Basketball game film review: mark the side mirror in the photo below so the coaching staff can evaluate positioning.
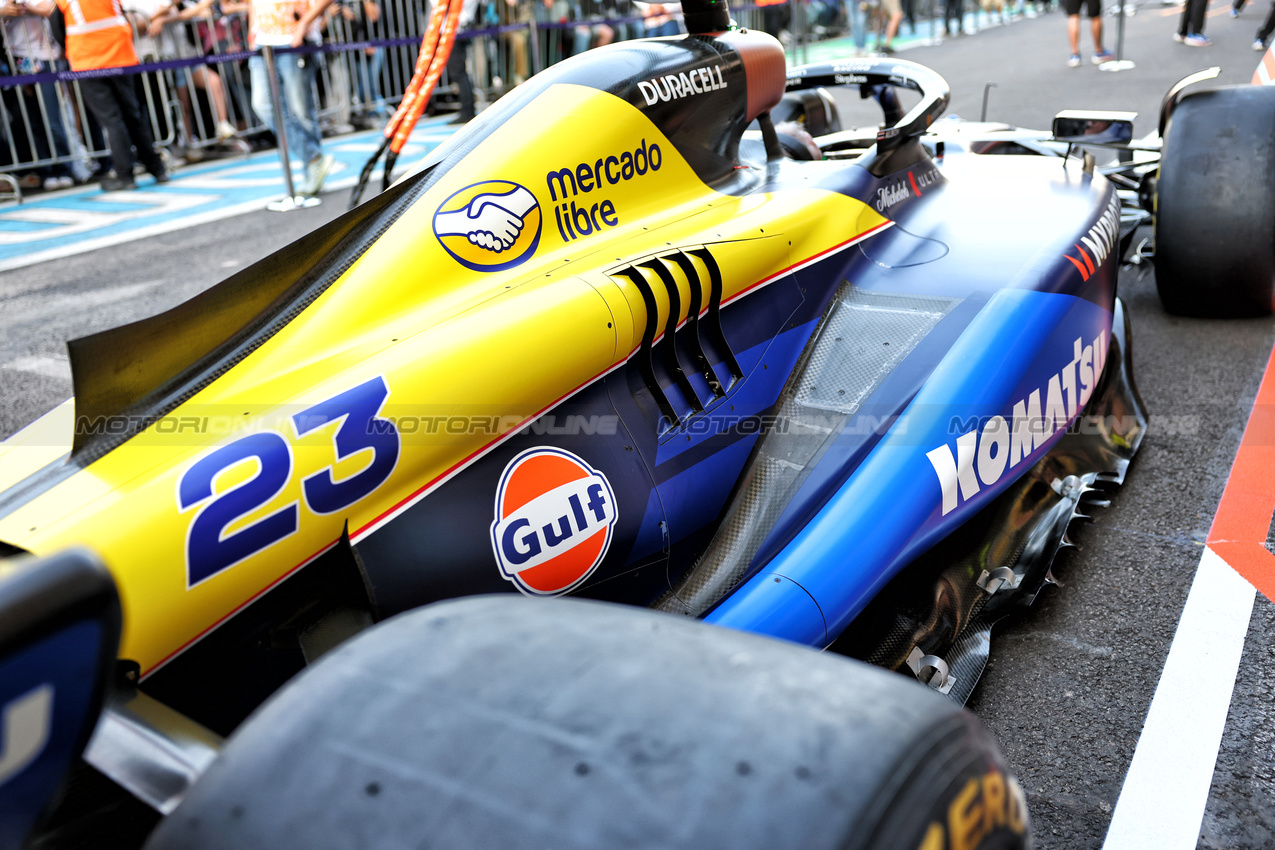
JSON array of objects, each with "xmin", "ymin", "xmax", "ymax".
[{"xmin": 1052, "ymin": 110, "xmax": 1137, "ymax": 146}]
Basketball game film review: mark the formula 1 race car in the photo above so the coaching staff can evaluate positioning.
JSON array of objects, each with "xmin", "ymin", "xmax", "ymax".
[{"xmin": 2, "ymin": 1, "xmax": 1273, "ymax": 845}]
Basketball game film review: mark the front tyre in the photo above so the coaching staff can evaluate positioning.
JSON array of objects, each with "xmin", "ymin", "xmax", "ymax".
[{"xmin": 1155, "ymin": 85, "xmax": 1275, "ymax": 317}]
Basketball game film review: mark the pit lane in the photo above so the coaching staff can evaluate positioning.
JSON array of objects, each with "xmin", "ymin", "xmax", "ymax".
[{"xmin": 2, "ymin": 4, "xmax": 1273, "ymax": 846}]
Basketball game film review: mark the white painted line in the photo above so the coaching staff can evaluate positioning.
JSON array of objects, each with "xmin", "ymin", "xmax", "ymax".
[
  {"xmin": 0, "ymin": 208, "xmax": 115, "ymax": 225},
  {"xmin": 0, "ymin": 192, "xmax": 219, "ymax": 248},
  {"xmin": 0, "ymin": 172, "xmax": 372, "ymax": 274},
  {"xmin": 1103, "ymin": 546, "xmax": 1256, "ymax": 850}
]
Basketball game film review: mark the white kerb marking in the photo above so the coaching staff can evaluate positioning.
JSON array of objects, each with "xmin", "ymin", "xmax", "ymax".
[{"xmin": 1102, "ymin": 546, "xmax": 1256, "ymax": 850}]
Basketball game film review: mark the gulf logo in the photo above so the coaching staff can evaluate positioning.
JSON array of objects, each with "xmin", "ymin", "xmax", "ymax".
[
  {"xmin": 490, "ymin": 447, "xmax": 617, "ymax": 597},
  {"xmin": 432, "ymin": 180, "xmax": 542, "ymax": 272}
]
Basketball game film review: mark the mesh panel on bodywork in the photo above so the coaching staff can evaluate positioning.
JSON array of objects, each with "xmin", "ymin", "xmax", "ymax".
[
  {"xmin": 797, "ymin": 290, "xmax": 950, "ymax": 414},
  {"xmin": 657, "ymin": 284, "xmax": 955, "ymax": 618}
]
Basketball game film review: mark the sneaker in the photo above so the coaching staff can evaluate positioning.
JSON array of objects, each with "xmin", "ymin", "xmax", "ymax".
[
  {"xmin": 1067, "ymin": 53, "xmax": 1082, "ymax": 66},
  {"xmin": 301, "ymin": 153, "xmax": 334, "ymax": 196},
  {"xmin": 1183, "ymin": 33, "xmax": 1212, "ymax": 45},
  {"xmin": 1092, "ymin": 49, "xmax": 1114, "ymax": 62},
  {"xmin": 100, "ymin": 173, "xmax": 136, "ymax": 192},
  {"xmin": 151, "ymin": 168, "xmax": 170, "ymax": 184},
  {"xmin": 216, "ymin": 120, "xmax": 238, "ymax": 141},
  {"xmin": 1172, "ymin": 31, "xmax": 1184, "ymax": 41},
  {"xmin": 43, "ymin": 175, "xmax": 74, "ymax": 191},
  {"xmin": 1230, "ymin": 7, "xmax": 1240, "ymax": 16},
  {"xmin": 1256, "ymin": 38, "xmax": 1267, "ymax": 50}
]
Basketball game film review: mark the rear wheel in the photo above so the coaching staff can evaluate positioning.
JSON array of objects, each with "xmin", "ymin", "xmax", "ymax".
[
  {"xmin": 1155, "ymin": 85, "xmax": 1275, "ymax": 317},
  {"xmin": 147, "ymin": 596, "xmax": 1029, "ymax": 850}
]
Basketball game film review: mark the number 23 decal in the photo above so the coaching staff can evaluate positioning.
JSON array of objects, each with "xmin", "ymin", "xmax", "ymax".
[{"xmin": 177, "ymin": 377, "xmax": 399, "ymax": 588}]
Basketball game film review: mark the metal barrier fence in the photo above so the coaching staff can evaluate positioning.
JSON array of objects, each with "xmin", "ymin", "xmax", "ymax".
[{"xmin": 0, "ymin": 0, "xmax": 1038, "ymax": 186}]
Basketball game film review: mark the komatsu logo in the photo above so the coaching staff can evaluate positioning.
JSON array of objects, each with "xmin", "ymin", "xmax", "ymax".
[
  {"xmin": 1064, "ymin": 198, "xmax": 1120, "ymax": 282},
  {"xmin": 491, "ymin": 448, "xmax": 617, "ymax": 596},
  {"xmin": 637, "ymin": 65, "xmax": 727, "ymax": 106},
  {"xmin": 925, "ymin": 331, "xmax": 1108, "ymax": 516}
]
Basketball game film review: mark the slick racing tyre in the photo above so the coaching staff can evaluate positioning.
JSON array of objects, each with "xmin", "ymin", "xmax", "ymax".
[
  {"xmin": 1155, "ymin": 84, "xmax": 1275, "ymax": 317},
  {"xmin": 146, "ymin": 597, "xmax": 1029, "ymax": 850}
]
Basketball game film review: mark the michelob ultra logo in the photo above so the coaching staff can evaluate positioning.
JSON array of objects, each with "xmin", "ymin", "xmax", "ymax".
[
  {"xmin": 490, "ymin": 448, "xmax": 618, "ymax": 596},
  {"xmin": 433, "ymin": 180, "xmax": 542, "ymax": 272}
]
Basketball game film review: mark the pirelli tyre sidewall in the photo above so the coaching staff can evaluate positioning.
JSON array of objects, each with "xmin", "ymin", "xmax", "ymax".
[
  {"xmin": 847, "ymin": 712, "xmax": 1031, "ymax": 850},
  {"xmin": 145, "ymin": 596, "xmax": 1030, "ymax": 850},
  {"xmin": 1155, "ymin": 85, "xmax": 1275, "ymax": 318}
]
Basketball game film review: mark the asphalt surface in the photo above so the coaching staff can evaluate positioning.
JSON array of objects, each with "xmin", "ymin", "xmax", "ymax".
[{"xmin": 3, "ymin": 3, "xmax": 1274, "ymax": 847}]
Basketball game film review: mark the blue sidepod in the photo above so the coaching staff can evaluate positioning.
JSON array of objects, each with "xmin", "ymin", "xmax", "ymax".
[{"xmin": 705, "ymin": 287, "xmax": 1113, "ymax": 645}]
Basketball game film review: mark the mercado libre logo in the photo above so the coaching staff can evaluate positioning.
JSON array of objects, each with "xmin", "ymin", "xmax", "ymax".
[
  {"xmin": 490, "ymin": 447, "xmax": 618, "ymax": 597},
  {"xmin": 432, "ymin": 180, "xmax": 542, "ymax": 272}
]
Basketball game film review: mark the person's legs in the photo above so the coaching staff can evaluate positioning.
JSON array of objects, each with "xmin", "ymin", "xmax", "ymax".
[
  {"xmin": 33, "ymin": 75, "xmax": 73, "ymax": 177},
  {"xmin": 249, "ymin": 53, "xmax": 275, "ymax": 133},
  {"xmin": 78, "ymin": 77, "xmax": 133, "ymax": 180},
  {"xmin": 1189, "ymin": 0, "xmax": 1208, "ymax": 32},
  {"xmin": 446, "ymin": 39, "xmax": 475, "ymax": 121},
  {"xmin": 573, "ymin": 23, "xmax": 592, "ymax": 54},
  {"xmin": 881, "ymin": 0, "xmax": 902, "ymax": 46},
  {"xmin": 191, "ymin": 66, "xmax": 230, "ymax": 125},
  {"xmin": 1258, "ymin": 0, "xmax": 1275, "ymax": 41},
  {"xmin": 1090, "ymin": 7, "xmax": 1104, "ymax": 51},
  {"xmin": 276, "ymin": 52, "xmax": 323, "ymax": 165},
  {"xmin": 354, "ymin": 48, "xmax": 387, "ymax": 115},
  {"xmin": 1067, "ymin": 14, "xmax": 1080, "ymax": 52},
  {"xmin": 845, "ymin": 0, "xmax": 867, "ymax": 49},
  {"xmin": 112, "ymin": 76, "xmax": 166, "ymax": 177}
]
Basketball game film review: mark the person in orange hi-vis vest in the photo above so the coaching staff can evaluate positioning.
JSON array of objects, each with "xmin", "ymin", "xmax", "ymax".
[{"xmin": 27, "ymin": 0, "xmax": 168, "ymax": 190}]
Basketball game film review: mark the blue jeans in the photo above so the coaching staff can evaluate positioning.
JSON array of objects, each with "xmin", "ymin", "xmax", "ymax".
[
  {"xmin": 353, "ymin": 48, "xmax": 387, "ymax": 116},
  {"xmin": 249, "ymin": 50, "xmax": 322, "ymax": 165},
  {"xmin": 844, "ymin": 0, "xmax": 867, "ymax": 49}
]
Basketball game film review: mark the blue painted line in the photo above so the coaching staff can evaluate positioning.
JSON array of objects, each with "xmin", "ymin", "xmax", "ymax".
[{"xmin": 0, "ymin": 116, "xmax": 461, "ymax": 271}]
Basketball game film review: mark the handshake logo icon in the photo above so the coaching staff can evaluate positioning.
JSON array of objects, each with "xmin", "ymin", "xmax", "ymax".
[{"xmin": 433, "ymin": 180, "xmax": 543, "ymax": 272}]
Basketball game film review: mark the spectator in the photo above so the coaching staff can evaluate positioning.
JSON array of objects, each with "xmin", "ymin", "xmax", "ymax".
[
  {"xmin": 25, "ymin": 0, "xmax": 169, "ymax": 190},
  {"xmin": 635, "ymin": 0, "xmax": 678, "ymax": 36},
  {"xmin": 317, "ymin": 0, "xmax": 355, "ymax": 132},
  {"xmin": 504, "ymin": 0, "xmax": 532, "ymax": 85},
  {"xmin": 755, "ymin": 0, "xmax": 789, "ymax": 40},
  {"xmin": 878, "ymin": 0, "xmax": 902, "ymax": 51},
  {"xmin": 445, "ymin": 0, "xmax": 478, "ymax": 123},
  {"xmin": 843, "ymin": 0, "xmax": 866, "ymax": 54},
  {"xmin": 607, "ymin": 0, "xmax": 642, "ymax": 40},
  {"xmin": 346, "ymin": 0, "xmax": 388, "ymax": 126},
  {"xmin": 143, "ymin": 0, "xmax": 247, "ymax": 149},
  {"xmin": 1173, "ymin": 0, "xmax": 1209, "ymax": 45},
  {"xmin": 944, "ymin": 0, "xmax": 963, "ymax": 36},
  {"xmin": 250, "ymin": 0, "xmax": 333, "ymax": 196},
  {"xmin": 1255, "ymin": 0, "xmax": 1275, "ymax": 49},
  {"xmin": 1063, "ymin": 0, "xmax": 1113, "ymax": 65},
  {"xmin": 572, "ymin": 0, "xmax": 614, "ymax": 57},
  {"xmin": 0, "ymin": 0, "xmax": 80, "ymax": 188}
]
